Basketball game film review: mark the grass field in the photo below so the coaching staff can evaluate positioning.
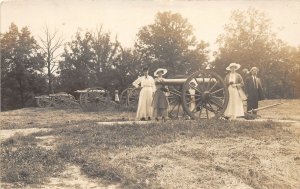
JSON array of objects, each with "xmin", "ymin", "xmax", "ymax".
[{"xmin": 0, "ymin": 99, "xmax": 300, "ymax": 189}]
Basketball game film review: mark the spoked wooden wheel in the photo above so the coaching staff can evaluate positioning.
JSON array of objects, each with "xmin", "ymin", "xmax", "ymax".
[
  {"xmin": 167, "ymin": 85, "xmax": 186, "ymax": 119},
  {"xmin": 127, "ymin": 88, "xmax": 140, "ymax": 111},
  {"xmin": 120, "ymin": 87, "xmax": 134, "ymax": 106},
  {"xmin": 84, "ymin": 87, "xmax": 111, "ymax": 111},
  {"xmin": 79, "ymin": 93, "xmax": 87, "ymax": 110},
  {"xmin": 182, "ymin": 70, "xmax": 229, "ymax": 119},
  {"xmin": 36, "ymin": 95, "xmax": 52, "ymax": 108}
]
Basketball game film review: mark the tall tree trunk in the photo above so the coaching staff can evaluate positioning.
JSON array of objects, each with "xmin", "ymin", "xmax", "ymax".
[
  {"xmin": 48, "ymin": 63, "xmax": 53, "ymax": 94},
  {"xmin": 18, "ymin": 78, "xmax": 25, "ymax": 108}
]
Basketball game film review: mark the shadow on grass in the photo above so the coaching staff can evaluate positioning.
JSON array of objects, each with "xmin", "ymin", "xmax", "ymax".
[
  {"xmin": 51, "ymin": 119, "xmax": 293, "ymax": 188},
  {"xmin": 0, "ymin": 134, "xmax": 65, "ymax": 187},
  {"xmin": 54, "ymin": 119, "xmax": 289, "ymax": 149},
  {"xmin": 0, "ymin": 119, "xmax": 295, "ymax": 188}
]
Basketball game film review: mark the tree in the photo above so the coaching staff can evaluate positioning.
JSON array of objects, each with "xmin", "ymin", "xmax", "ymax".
[
  {"xmin": 38, "ymin": 26, "xmax": 64, "ymax": 94},
  {"xmin": 58, "ymin": 28, "xmax": 140, "ymax": 93},
  {"xmin": 110, "ymin": 48, "xmax": 142, "ymax": 91},
  {"xmin": 214, "ymin": 8, "xmax": 297, "ymax": 98},
  {"xmin": 91, "ymin": 27, "xmax": 122, "ymax": 89},
  {"xmin": 1, "ymin": 23, "xmax": 47, "ymax": 110},
  {"xmin": 59, "ymin": 31, "xmax": 95, "ymax": 92},
  {"xmin": 135, "ymin": 11, "xmax": 209, "ymax": 76}
]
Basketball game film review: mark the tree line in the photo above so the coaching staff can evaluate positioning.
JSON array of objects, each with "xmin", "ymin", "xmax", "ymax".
[{"xmin": 1, "ymin": 9, "xmax": 300, "ymax": 111}]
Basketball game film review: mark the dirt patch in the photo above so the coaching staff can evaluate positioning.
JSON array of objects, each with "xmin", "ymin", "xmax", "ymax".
[
  {"xmin": 36, "ymin": 164, "xmax": 120, "ymax": 189},
  {"xmin": 35, "ymin": 135, "xmax": 58, "ymax": 150},
  {"xmin": 0, "ymin": 128, "xmax": 52, "ymax": 142}
]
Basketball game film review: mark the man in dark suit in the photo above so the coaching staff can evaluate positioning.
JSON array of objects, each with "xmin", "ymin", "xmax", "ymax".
[{"xmin": 244, "ymin": 67, "xmax": 264, "ymax": 114}]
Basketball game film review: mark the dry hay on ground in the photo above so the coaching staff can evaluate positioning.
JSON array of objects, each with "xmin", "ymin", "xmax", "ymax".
[
  {"xmin": 258, "ymin": 99, "xmax": 300, "ymax": 121},
  {"xmin": 0, "ymin": 107, "xmax": 135, "ymax": 130},
  {"xmin": 1, "ymin": 100, "xmax": 300, "ymax": 189},
  {"xmin": 49, "ymin": 120, "xmax": 300, "ymax": 189}
]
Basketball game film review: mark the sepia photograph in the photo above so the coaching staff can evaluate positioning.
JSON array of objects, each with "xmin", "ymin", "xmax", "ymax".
[{"xmin": 0, "ymin": 0, "xmax": 300, "ymax": 188}]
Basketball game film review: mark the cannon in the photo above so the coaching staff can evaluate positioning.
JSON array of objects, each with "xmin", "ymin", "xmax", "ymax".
[
  {"xmin": 75, "ymin": 87, "xmax": 115, "ymax": 111},
  {"xmin": 127, "ymin": 70, "xmax": 229, "ymax": 119},
  {"xmin": 35, "ymin": 92, "xmax": 79, "ymax": 109}
]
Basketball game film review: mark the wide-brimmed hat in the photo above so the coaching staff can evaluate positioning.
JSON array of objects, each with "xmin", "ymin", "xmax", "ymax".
[
  {"xmin": 250, "ymin": 67, "xmax": 259, "ymax": 72},
  {"xmin": 226, "ymin": 63, "xmax": 241, "ymax": 71},
  {"xmin": 154, "ymin": 68, "xmax": 168, "ymax": 76}
]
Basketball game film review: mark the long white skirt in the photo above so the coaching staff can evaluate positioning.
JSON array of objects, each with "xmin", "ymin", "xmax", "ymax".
[
  {"xmin": 224, "ymin": 86, "xmax": 244, "ymax": 118},
  {"xmin": 136, "ymin": 87, "xmax": 154, "ymax": 119}
]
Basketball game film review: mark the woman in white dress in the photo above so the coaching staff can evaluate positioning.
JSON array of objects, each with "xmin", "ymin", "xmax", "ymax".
[
  {"xmin": 224, "ymin": 63, "xmax": 245, "ymax": 120},
  {"xmin": 132, "ymin": 67, "xmax": 156, "ymax": 121}
]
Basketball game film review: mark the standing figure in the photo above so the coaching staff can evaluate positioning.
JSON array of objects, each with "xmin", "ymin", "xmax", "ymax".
[
  {"xmin": 244, "ymin": 67, "xmax": 264, "ymax": 114},
  {"xmin": 132, "ymin": 67, "xmax": 156, "ymax": 121},
  {"xmin": 152, "ymin": 68, "xmax": 169, "ymax": 121},
  {"xmin": 188, "ymin": 80, "xmax": 197, "ymax": 112},
  {"xmin": 224, "ymin": 63, "xmax": 245, "ymax": 120}
]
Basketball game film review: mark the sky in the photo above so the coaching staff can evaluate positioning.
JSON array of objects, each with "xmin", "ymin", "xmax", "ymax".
[{"xmin": 1, "ymin": 0, "xmax": 300, "ymax": 54}]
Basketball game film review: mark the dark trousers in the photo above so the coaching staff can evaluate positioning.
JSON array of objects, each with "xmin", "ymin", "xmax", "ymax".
[{"xmin": 247, "ymin": 99, "xmax": 258, "ymax": 114}]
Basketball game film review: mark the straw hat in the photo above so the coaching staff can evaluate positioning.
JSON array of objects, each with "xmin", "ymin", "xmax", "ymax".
[
  {"xmin": 154, "ymin": 68, "xmax": 168, "ymax": 76},
  {"xmin": 250, "ymin": 67, "xmax": 259, "ymax": 72},
  {"xmin": 226, "ymin": 63, "xmax": 241, "ymax": 71}
]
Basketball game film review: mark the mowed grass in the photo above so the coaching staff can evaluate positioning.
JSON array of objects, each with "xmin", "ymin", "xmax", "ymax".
[
  {"xmin": 258, "ymin": 99, "xmax": 300, "ymax": 121},
  {"xmin": 0, "ymin": 107, "xmax": 136, "ymax": 130},
  {"xmin": 51, "ymin": 120, "xmax": 300, "ymax": 189},
  {"xmin": 1, "ymin": 100, "xmax": 300, "ymax": 188},
  {"xmin": 1, "ymin": 118, "xmax": 300, "ymax": 188},
  {"xmin": 0, "ymin": 99, "xmax": 298, "ymax": 130},
  {"xmin": 0, "ymin": 134, "xmax": 65, "ymax": 187}
]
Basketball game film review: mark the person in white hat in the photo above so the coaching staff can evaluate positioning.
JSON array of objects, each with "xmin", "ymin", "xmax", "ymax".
[
  {"xmin": 244, "ymin": 67, "xmax": 264, "ymax": 113},
  {"xmin": 224, "ymin": 63, "xmax": 245, "ymax": 119},
  {"xmin": 152, "ymin": 68, "xmax": 169, "ymax": 121},
  {"xmin": 132, "ymin": 67, "xmax": 156, "ymax": 121}
]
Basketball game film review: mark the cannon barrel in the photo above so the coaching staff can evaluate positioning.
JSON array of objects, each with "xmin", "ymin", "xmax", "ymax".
[
  {"xmin": 75, "ymin": 89, "xmax": 106, "ymax": 93},
  {"xmin": 161, "ymin": 78, "xmax": 217, "ymax": 85}
]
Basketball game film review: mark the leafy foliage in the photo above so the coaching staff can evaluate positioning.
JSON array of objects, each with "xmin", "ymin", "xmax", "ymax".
[
  {"xmin": 214, "ymin": 8, "xmax": 300, "ymax": 98},
  {"xmin": 1, "ymin": 23, "xmax": 47, "ymax": 110},
  {"xmin": 58, "ymin": 29, "xmax": 141, "ymax": 93},
  {"xmin": 135, "ymin": 11, "xmax": 209, "ymax": 76}
]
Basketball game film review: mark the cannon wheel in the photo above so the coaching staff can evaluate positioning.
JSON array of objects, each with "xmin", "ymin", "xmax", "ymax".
[
  {"xmin": 167, "ymin": 84, "xmax": 187, "ymax": 119},
  {"xmin": 79, "ymin": 93, "xmax": 87, "ymax": 110},
  {"xmin": 127, "ymin": 87, "xmax": 140, "ymax": 110},
  {"xmin": 181, "ymin": 70, "xmax": 229, "ymax": 119},
  {"xmin": 84, "ymin": 87, "xmax": 111, "ymax": 111},
  {"xmin": 36, "ymin": 96, "xmax": 52, "ymax": 108},
  {"xmin": 120, "ymin": 87, "xmax": 134, "ymax": 106}
]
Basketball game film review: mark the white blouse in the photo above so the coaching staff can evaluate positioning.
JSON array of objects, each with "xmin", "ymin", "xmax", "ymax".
[
  {"xmin": 132, "ymin": 76, "xmax": 156, "ymax": 91},
  {"xmin": 229, "ymin": 73, "xmax": 236, "ymax": 83}
]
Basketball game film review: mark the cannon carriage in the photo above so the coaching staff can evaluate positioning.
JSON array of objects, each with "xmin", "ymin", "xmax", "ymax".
[
  {"xmin": 125, "ymin": 69, "xmax": 229, "ymax": 119},
  {"xmin": 35, "ymin": 92, "xmax": 80, "ymax": 109},
  {"xmin": 35, "ymin": 69, "xmax": 229, "ymax": 118},
  {"xmin": 74, "ymin": 87, "xmax": 115, "ymax": 111},
  {"xmin": 35, "ymin": 87, "xmax": 112, "ymax": 111}
]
